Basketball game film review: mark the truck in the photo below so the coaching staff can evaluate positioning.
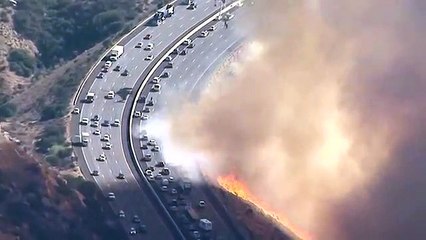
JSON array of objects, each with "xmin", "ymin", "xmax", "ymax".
[
  {"xmin": 86, "ymin": 92, "xmax": 95, "ymax": 103},
  {"xmin": 165, "ymin": 4, "xmax": 175, "ymax": 17},
  {"xmin": 72, "ymin": 132, "xmax": 90, "ymax": 146},
  {"xmin": 110, "ymin": 45, "xmax": 124, "ymax": 61}
]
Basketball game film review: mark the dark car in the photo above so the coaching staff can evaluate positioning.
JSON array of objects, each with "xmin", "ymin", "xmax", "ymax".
[
  {"xmin": 101, "ymin": 120, "xmax": 110, "ymax": 127},
  {"xmin": 113, "ymin": 65, "xmax": 121, "ymax": 71},
  {"xmin": 93, "ymin": 115, "xmax": 100, "ymax": 121},
  {"xmin": 179, "ymin": 49, "xmax": 187, "ymax": 55},
  {"xmin": 144, "ymin": 34, "xmax": 152, "ymax": 40},
  {"xmin": 188, "ymin": 43, "xmax": 195, "ymax": 49},
  {"xmin": 121, "ymin": 69, "xmax": 129, "ymax": 76},
  {"xmin": 133, "ymin": 215, "xmax": 141, "ymax": 223}
]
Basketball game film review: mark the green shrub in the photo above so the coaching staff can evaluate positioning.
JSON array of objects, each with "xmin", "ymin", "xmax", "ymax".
[
  {"xmin": 7, "ymin": 48, "xmax": 36, "ymax": 77},
  {"xmin": 0, "ymin": 102, "xmax": 16, "ymax": 119},
  {"xmin": 45, "ymin": 155, "xmax": 60, "ymax": 166}
]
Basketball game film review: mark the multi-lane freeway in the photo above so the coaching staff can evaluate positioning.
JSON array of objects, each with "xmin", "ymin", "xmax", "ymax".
[{"xmin": 71, "ymin": 0, "xmax": 248, "ymax": 239}]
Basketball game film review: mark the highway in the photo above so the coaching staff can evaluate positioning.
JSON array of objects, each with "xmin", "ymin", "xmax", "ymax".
[
  {"xmin": 129, "ymin": 6, "xmax": 248, "ymax": 240},
  {"xmin": 71, "ymin": 1, "xmax": 231, "ymax": 239}
]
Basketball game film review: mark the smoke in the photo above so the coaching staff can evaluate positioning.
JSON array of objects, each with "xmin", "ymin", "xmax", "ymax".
[{"xmin": 160, "ymin": 0, "xmax": 426, "ymax": 239}]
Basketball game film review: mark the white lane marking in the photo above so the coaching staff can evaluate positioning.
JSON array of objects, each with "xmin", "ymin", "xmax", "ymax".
[
  {"xmin": 112, "ymin": 151, "xmax": 115, "ymax": 155},
  {"xmin": 179, "ymin": 24, "xmax": 183, "ymax": 28},
  {"xmin": 190, "ymin": 73, "xmax": 194, "ymax": 77},
  {"xmin": 158, "ymin": 40, "xmax": 163, "ymax": 45},
  {"xmin": 214, "ymin": 47, "xmax": 218, "ymax": 51},
  {"xmin": 185, "ymin": 67, "xmax": 189, "ymax": 71},
  {"xmin": 209, "ymin": 42, "xmax": 213, "ymax": 46},
  {"xmin": 135, "ymin": 65, "xmax": 138, "ymax": 70},
  {"xmin": 101, "ymin": 174, "xmax": 105, "ymax": 179},
  {"xmin": 179, "ymin": 16, "xmax": 184, "ymax": 20},
  {"xmin": 109, "ymin": 169, "xmax": 113, "ymax": 174},
  {"xmin": 219, "ymin": 34, "xmax": 223, "ymax": 38},
  {"xmin": 204, "ymin": 7, "xmax": 209, "ymax": 12},
  {"xmin": 131, "ymin": 57, "xmax": 135, "ymax": 60},
  {"xmin": 197, "ymin": 64, "xmax": 201, "ymax": 68},
  {"xmin": 169, "ymin": 32, "xmax": 173, "ymax": 37},
  {"xmin": 191, "ymin": 16, "xmax": 195, "ymax": 20},
  {"xmin": 179, "ymin": 75, "xmax": 182, "ymax": 79},
  {"xmin": 200, "ymin": 51, "xmax": 205, "ymax": 55},
  {"xmin": 192, "ymin": 59, "xmax": 196, "ymax": 63},
  {"xmin": 115, "ymin": 160, "xmax": 118, "ymax": 164},
  {"xmin": 101, "ymin": 107, "xmax": 104, "ymax": 111}
]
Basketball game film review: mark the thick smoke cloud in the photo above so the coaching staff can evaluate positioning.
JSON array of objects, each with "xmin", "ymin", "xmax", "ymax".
[{"xmin": 163, "ymin": 0, "xmax": 426, "ymax": 239}]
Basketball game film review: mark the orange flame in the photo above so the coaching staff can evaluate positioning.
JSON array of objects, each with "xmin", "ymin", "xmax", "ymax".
[{"xmin": 217, "ymin": 174, "xmax": 313, "ymax": 240}]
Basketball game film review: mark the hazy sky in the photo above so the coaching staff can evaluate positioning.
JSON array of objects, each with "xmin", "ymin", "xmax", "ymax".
[{"xmin": 157, "ymin": 0, "xmax": 426, "ymax": 239}]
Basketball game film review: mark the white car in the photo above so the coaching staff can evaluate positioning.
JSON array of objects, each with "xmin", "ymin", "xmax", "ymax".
[
  {"xmin": 80, "ymin": 118, "xmax": 89, "ymax": 125},
  {"xmin": 133, "ymin": 111, "xmax": 141, "ymax": 118},
  {"xmin": 103, "ymin": 142, "xmax": 112, "ymax": 150},
  {"xmin": 107, "ymin": 192, "xmax": 115, "ymax": 200},
  {"xmin": 145, "ymin": 43, "xmax": 154, "ymax": 50},
  {"xmin": 145, "ymin": 55, "xmax": 154, "ymax": 61},
  {"xmin": 152, "ymin": 145, "xmax": 160, "ymax": 152},
  {"xmin": 141, "ymin": 115, "xmax": 149, "ymax": 120},
  {"xmin": 99, "ymin": 153, "xmax": 107, "ymax": 161},
  {"xmin": 93, "ymin": 129, "xmax": 101, "ymax": 135},
  {"xmin": 104, "ymin": 61, "xmax": 112, "ymax": 68},
  {"xmin": 183, "ymin": 38, "xmax": 191, "ymax": 45},
  {"xmin": 112, "ymin": 119, "xmax": 120, "ymax": 126},
  {"xmin": 165, "ymin": 56, "xmax": 172, "ymax": 62},
  {"xmin": 129, "ymin": 227, "xmax": 136, "ymax": 235},
  {"xmin": 152, "ymin": 77, "xmax": 161, "ymax": 84},
  {"xmin": 200, "ymin": 30, "xmax": 209, "ymax": 37},
  {"xmin": 209, "ymin": 25, "xmax": 217, "ymax": 31},
  {"xmin": 71, "ymin": 107, "xmax": 80, "ymax": 114},
  {"xmin": 147, "ymin": 139, "xmax": 157, "ymax": 146},
  {"xmin": 102, "ymin": 134, "xmax": 110, "ymax": 142},
  {"xmin": 135, "ymin": 42, "xmax": 143, "ymax": 48},
  {"xmin": 106, "ymin": 91, "xmax": 115, "ymax": 99},
  {"xmin": 151, "ymin": 84, "xmax": 161, "ymax": 92}
]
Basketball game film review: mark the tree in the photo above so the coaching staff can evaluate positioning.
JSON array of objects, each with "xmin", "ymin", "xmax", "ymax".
[{"xmin": 7, "ymin": 48, "xmax": 36, "ymax": 77}]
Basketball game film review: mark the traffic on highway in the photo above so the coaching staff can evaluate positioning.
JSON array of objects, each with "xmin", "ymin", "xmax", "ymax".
[{"xmin": 70, "ymin": 0, "xmax": 248, "ymax": 239}]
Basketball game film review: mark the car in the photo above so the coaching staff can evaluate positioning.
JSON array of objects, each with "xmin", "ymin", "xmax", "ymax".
[
  {"xmin": 161, "ymin": 186, "xmax": 168, "ymax": 192},
  {"xmin": 129, "ymin": 227, "xmax": 136, "ymax": 235},
  {"xmin": 91, "ymin": 170, "xmax": 99, "ymax": 176},
  {"xmin": 172, "ymin": 48, "xmax": 179, "ymax": 55},
  {"xmin": 146, "ymin": 97, "xmax": 155, "ymax": 106},
  {"xmin": 200, "ymin": 30, "xmax": 209, "ymax": 37},
  {"xmin": 141, "ymin": 135, "xmax": 148, "ymax": 141},
  {"xmin": 97, "ymin": 72, "xmax": 104, "ymax": 79},
  {"xmin": 93, "ymin": 129, "xmax": 101, "ymax": 135},
  {"xmin": 145, "ymin": 169, "xmax": 153, "ymax": 176},
  {"xmin": 110, "ymin": 56, "xmax": 118, "ymax": 61},
  {"xmin": 80, "ymin": 118, "xmax": 89, "ymax": 125},
  {"xmin": 117, "ymin": 172, "xmax": 125, "ymax": 179},
  {"xmin": 137, "ymin": 224, "xmax": 147, "ymax": 233},
  {"xmin": 135, "ymin": 42, "xmax": 143, "ymax": 48},
  {"xmin": 133, "ymin": 111, "xmax": 141, "ymax": 118},
  {"xmin": 170, "ymin": 188, "xmax": 178, "ymax": 195},
  {"xmin": 160, "ymin": 168, "xmax": 170, "ymax": 175},
  {"xmin": 141, "ymin": 115, "xmax": 149, "ymax": 120},
  {"xmin": 145, "ymin": 43, "xmax": 154, "ymax": 51},
  {"xmin": 166, "ymin": 62, "xmax": 173, "ymax": 68},
  {"xmin": 121, "ymin": 69, "xmax": 129, "ymax": 76},
  {"xmin": 187, "ymin": 2, "xmax": 196, "ymax": 10},
  {"xmin": 132, "ymin": 215, "xmax": 141, "ymax": 223},
  {"xmin": 71, "ymin": 107, "xmax": 80, "ymax": 114},
  {"xmin": 152, "ymin": 146, "xmax": 160, "ymax": 152},
  {"xmin": 187, "ymin": 43, "xmax": 195, "ymax": 49},
  {"xmin": 106, "ymin": 91, "xmax": 115, "ymax": 99},
  {"xmin": 143, "ymin": 34, "xmax": 152, "ymax": 40},
  {"xmin": 147, "ymin": 175, "xmax": 155, "ymax": 181},
  {"xmin": 155, "ymin": 161, "xmax": 165, "ymax": 167},
  {"xmin": 119, "ymin": 210, "xmax": 125, "ymax": 218},
  {"xmin": 101, "ymin": 67, "xmax": 108, "ymax": 73},
  {"xmin": 103, "ymin": 142, "xmax": 112, "ymax": 150},
  {"xmin": 179, "ymin": 49, "xmax": 187, "ymax": 55},
  {"xmin": 161, "ymin": 72, "xmax": 170, "ymax": 78},
  {"xmin": 148, "ymin": 139, "xmax": 157, "ymax": 146},
  {"xmin": 170, "ymin": 205, "xmax": 178, "ymax": 211},
  {"xmin": 147, "ymin": 166, "xmax": 154, "ymax": 171},
  {"xmin": 142, "ymin": 154, "xmax": 152, "ymax": 161},
  {"xmin": 113, "ymin": 65, "xmax": 121, "ymax": 71},
  {"xmin": 151, "ymin": 84, "xmax": 161, "ymax": 92},
  {"xmin": 165, "ymin": 56, "xmax": 173, "ymax": 62},
  {"xmin": 155, "ymin": 173, "xmax": 163, "ymax": 180},
  {"xmin": 192, "ymin": 231, "xmax": 201, "ymax": 239},
  {"xmin": 169, "ymin": 176, "xmax": 175, "ymax": 182},
  {"xmin": 112, "ymin": 119, "xmax": 120, "ymax": 126},
  {"xmin": 102, "ymin": 134, "xmax": 110, "ymax": 142},
  {"xmin": 208, "ymin": 25, "xmax": 217, "ymax": 31},
  {"xmin": 104, "ymin": 61, "xmax": 112, "ymax": 68},
  {"xmin": 91, "ymin": 121, "xmax": 99, "ymax": 128},
  {"xmin": 101, "ymin": 120, "xmax": 110, "ymax": 127},
  {"xmin": 98, "ymin": 153, "xmax": 107, "ymax": 161},
  {"xmin": 183, "ymin": 39, "xmax": 191, "ymax": 45},
  {"xmin": 152, "ymin": 77, "xmax": 161, "ymax": 84},
  {"xmin": 107, "ymin": 192, "xmax": 115, "ymax": 200},
  {"xmin": 140, "ymin": 144, "xmax": 148, "ymax": 149},
  {"xmin": 142, "ymin": 107, "xmax": 151, "ymax": 113},
  {"xmin": 145, "ymin": 55, "xmax": 154, "ymax": 61},
  {"xmin": 198, "ymin": 200, "xmax": 206, "ymax": 208},
  {"xmin": 93, "ymin": 115, "xmax": 100, "ymax": 121},
  {"xmin": 162, "ymin": 178, "xmax": 169, "ymax": 186}
]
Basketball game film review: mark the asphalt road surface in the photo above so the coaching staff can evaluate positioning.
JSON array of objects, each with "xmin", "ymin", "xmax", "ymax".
[
  {"xmin": 130, "ymin": 7, "xmax": 248, "ymax": 240},
  {"xmin": 71, "ymin": 1, "xmax": 228, "ymax": 239}
]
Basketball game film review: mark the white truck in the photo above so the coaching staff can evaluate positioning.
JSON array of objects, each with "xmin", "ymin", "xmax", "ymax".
[
  {"xmin": 110, "ymin": 45, "xmax": 124, "ymax": 61},
  {"xmin": 86, "ymin": 92, "xmax": 95, "ymax": 103},
  {"xmin": 199, "ymin": 218, "xmax": 213, "ymax": 231},
  {"xmin": 72, "ymin": 132, "xmax": 90, "ymax": 146}
]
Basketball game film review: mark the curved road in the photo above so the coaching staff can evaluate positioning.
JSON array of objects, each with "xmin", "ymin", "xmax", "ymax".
[{"xmin": 71, "ymin": 1, "xmax": 228, "ymax": 239}]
